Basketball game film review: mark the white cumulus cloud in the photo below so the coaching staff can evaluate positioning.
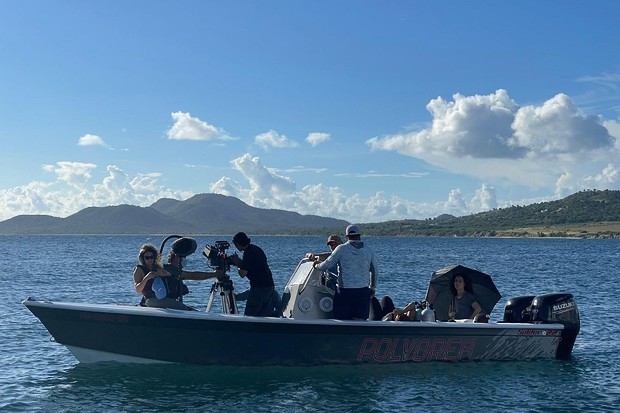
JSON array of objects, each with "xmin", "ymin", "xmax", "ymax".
[
  {"xmin": 255, "ymin": 130, "xmax": 299, "ymax": 150},
  {"xmin": 206, "ymin": 153, "xmax": 506, "ymax": 223},
  {"xmin": 470, "ymin": 184, "xmax": 498, "ymax": 212},
  {"xmin": 78, "ymin": 134, "xmax": 107, "ymax": 146},
  {"xmin": 0, "ymin": 163, "xmax": 192, "ymax": 221},
  {"xmin": 166, "ymin": 111, "xmax": 235, "ymax": 141},
  {"xmin": 367, "ymin": 89, "xmax": 618, "ymax": 192},
  {"xmin": 305, "ymin": 132, "xmax": 331, "ymax": 147},
  {"xmin": 512, "ymin": 93, "xmax": 613, "ymax": 156},
  {"xmin": 53, "ymin": 161, "xmax": 97, "ymax": 188}
]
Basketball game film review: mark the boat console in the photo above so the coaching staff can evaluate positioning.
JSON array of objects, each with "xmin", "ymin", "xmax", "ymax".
[{"xmin": 280, "ymin": 258, "xmax": 337, "ymax": 319}]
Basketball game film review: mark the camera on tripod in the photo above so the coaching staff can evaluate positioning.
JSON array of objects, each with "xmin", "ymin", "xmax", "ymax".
[
  {"xmin": 203, "ymin": 240, "xmax": 238, "ymax": 271},
  {"xmin": 203, "ymin": 240, "xmax": 239, "ymax": 314}
]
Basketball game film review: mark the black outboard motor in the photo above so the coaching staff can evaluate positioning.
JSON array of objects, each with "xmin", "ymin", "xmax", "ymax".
[
  {"xmin": 530, "ymin": 293, "xmax": 580, "ymax": 359},
  {"xmin": 503, "ymin": 295, "xmax": 536, "ymax": 322}
]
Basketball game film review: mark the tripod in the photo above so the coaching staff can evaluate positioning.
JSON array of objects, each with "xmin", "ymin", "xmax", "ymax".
[{"xmin": 206, "ymin": 274, "xmax": 238, "ymax": 314}]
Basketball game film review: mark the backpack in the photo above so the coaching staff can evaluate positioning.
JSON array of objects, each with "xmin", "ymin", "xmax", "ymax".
[
  {"xmin": 162, "ymin": 264, "xmax": 190, "ymax": 298},
  {"xmin": 137, "ymin": 264, "xmax": 189, "ymax": 300},
  {"xmin": 162, "ymin": 275, "xmax": 189, "ymax": 298}
]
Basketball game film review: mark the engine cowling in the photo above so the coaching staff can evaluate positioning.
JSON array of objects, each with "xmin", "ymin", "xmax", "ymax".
[
  {"xmin": 530, "ymin": 293, "xmax": 580, "ymax": 359},
  {"xmin": 503, "ymin": 295, "xmax": 536, "ymax": 323}
]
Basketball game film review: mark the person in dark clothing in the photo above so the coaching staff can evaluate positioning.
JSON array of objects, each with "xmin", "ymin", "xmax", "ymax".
[
  {"xmin": 448, "ymin": 274, "xmax": 483, "ymax": 320},
  {"xmin": 370, "ymin": 295, "xmax": 396, "ymax": 320},
  {"xmin": 230, "ymin": 232, "xmax": 278, "ymax": 316}
]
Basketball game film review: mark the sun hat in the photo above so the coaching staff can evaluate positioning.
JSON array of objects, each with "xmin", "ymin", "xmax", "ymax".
[{"xmin": 345, "ymin": 224, "xmax": 361, "ymax": 237}]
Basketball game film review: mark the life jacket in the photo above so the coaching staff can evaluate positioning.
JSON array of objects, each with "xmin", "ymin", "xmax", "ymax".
[
  {"xmin": 162, "ymin": 264, "xmax": 190, "ymax": 298},
  {"xmin": 137, "ymin": 264, "xmax": 189, "ymax": 299}
]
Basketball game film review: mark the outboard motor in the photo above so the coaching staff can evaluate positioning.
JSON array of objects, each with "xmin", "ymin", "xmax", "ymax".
[
  {"xmin": 503, "ymin": 295, "xmax": 536, "ymax": 322},
  {"xmin": 530, "ymin": 293, "xmax": 580, "ymax": 359}
]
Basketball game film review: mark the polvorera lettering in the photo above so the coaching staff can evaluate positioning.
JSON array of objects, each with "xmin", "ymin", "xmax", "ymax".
[{"xmin": 357, "ymin": 337, "xmax": 475, "ymax": 362}]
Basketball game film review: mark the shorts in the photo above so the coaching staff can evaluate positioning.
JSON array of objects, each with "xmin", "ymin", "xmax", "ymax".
[
  {"xmin": 333, "ymin": 287, "xmax": 371, "ymax": 320},
  {"xmin": 245, "ymin": 286, "xmax": 278, "ymax": 316}
]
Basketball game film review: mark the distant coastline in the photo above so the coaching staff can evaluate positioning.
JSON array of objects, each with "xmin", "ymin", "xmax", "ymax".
[{"xmin": 1, "ymin": 190, "xmax": 619, "ymax": 238}]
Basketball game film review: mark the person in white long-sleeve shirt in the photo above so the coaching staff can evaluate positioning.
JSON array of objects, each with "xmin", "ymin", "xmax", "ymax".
[{"xmin": 314, "ymin": 224, "xmax": 378, "ymax": 320}]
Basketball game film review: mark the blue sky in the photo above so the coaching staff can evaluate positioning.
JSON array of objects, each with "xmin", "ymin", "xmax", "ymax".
[{"xmin": 1, "ymin": 1, "xmax": 619, "ymax": 224}]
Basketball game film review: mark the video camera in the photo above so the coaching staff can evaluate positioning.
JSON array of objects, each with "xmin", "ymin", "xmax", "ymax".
[{"xmin": 203, "ymin": 240, "xmax": 238, "ymax": 271}]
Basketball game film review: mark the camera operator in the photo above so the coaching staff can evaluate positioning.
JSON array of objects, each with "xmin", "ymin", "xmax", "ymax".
[{"xmin": 229, "ymin": 232, "xmax": 278, "ymax": 317}]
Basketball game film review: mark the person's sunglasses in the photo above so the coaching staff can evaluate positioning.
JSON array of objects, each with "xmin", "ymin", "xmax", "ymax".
[{"xmin": 144, "ymin": 255, "xmax": 155, "ymax": 260}]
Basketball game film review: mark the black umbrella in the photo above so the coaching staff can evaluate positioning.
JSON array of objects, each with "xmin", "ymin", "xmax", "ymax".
[{"xmin": 424, "ymin": 264, "xmax": 502, "ymax": 321}]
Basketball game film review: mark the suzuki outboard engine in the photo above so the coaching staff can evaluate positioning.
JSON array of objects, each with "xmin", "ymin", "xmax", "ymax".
[
  {"xmin": 503, "ymin": 295, "xmax": 536, "ymax": 322},
  {"xmin": 530, "ymin": 293, "xmax": 580, "ymax": 359}
]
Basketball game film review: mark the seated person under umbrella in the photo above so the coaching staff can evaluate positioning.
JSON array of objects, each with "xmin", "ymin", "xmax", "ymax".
[{"xmin": 449, "ymin": 274, "xmax": 483, "ymax": 320}]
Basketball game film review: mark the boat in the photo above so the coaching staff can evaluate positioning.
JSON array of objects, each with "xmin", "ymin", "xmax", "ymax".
[{"xmin": 23, "ymin": 235, "xmax": 580, "ymax": 366}]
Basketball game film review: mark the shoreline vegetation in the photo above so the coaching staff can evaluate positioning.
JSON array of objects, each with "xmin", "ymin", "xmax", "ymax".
[
  {"xmin": 428, "ymin": 222, "xmax": 620, "ymax": 238},
  {"xmin": 358, "ymin": 221, "xmax": 620, "ymax": 239},
  {"xmin": 358, "ymin": 190, "xmax": 620, "ymax": 239},
  {"xmin": 0, "ymin": 226, "xmax": 618, "ymax": 238},
  {"xmin": 1, "ymin": 189, "xmax": 619, "ymax": 238},
  {"xmin": 481, "ymin": 222, "xmax": 620, "ymax": 238}
]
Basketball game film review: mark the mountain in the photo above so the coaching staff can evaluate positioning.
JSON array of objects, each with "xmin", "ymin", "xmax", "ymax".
[
  {"xmin": 0, "ymin": 215, "xmax": 64, "ymax": 234},
  {"xmin": 0, "ymin": 194, "xmax": 349, "ymax": 235},
  {"xmin": 150, "ymin": 193, "xmax": 351, "ymax": 233}
]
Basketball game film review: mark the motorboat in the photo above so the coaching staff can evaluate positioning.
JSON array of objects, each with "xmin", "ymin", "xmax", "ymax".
[{"xmin": 23, "ymin": 235, "xmax": 580, "ymax": 366}]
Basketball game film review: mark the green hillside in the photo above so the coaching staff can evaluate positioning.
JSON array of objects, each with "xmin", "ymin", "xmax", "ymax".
[{"xmin": 359, "ymin": 189, "xmax": 620, "ymax": 238}]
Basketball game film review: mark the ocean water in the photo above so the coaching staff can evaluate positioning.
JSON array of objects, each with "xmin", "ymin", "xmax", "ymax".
[{"xmin": 1, "ymin": 235, "xmax": 619, "ymax": 412}]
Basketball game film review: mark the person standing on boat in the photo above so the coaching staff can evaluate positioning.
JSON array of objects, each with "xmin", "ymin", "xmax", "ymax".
[
  {"xmin": 304, "ymin": 234, "xmax": 343, "ymax": 294},
  {"xmin": 229, "ymin": 232, "xmax": 278, "ymax": 316},
  {"xmin": 306, "ymin": 234, "xmax": 343, "ymax": 275},
  {"xmin": 313, "ymin": 224, "xmax": 378, "ymax": 320},
  {"xmin": 448, "ymin": 274, "xmax": 483, "ymax": 320}
]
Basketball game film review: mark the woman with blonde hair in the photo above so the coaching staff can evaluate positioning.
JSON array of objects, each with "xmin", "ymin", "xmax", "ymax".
[
  {"xmin": 133, "ymin": 243, "xmax": 192, "ymax": 310},
  {"xmin": 133, "ymin": 243, "xmax": 224, "ymax": 310}
]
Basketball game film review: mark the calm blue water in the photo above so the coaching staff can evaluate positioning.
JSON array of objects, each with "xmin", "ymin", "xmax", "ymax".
[{"xmin": 1, "ymin": 235, "xmax": 619, "ymax": 412}]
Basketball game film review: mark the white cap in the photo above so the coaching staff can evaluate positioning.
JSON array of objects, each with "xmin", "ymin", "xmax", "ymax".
[{"xmin": 345, "ymin": 224, "xmax": 361, "ymax": 237}]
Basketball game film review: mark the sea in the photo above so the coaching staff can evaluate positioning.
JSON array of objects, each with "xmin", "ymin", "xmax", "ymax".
[{"xmin": 1, "ymin": 235, "xmax": 619, "ymax": 412}]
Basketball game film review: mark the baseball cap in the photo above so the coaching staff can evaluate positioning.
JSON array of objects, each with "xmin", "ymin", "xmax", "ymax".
[
  {"xmin": 326, "ymin": 235, "xmax": 342, "ymax": 245},
  {"xmin": 345, "ymin": 224, "xmax": 361, "ymax": 237}
]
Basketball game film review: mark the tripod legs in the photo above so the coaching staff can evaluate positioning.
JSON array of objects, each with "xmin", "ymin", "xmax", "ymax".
[
  {"xmin": 220, "ymin": 288, "xmax": 238, "ymax": 314},
  {"xmin": 206, "ymin": 281, "xmax": 238, "ymax": 314}
]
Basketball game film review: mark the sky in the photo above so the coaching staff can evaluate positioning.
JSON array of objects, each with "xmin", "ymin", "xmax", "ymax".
[{"xmin": 1, "ymin": 1, "xmax": 619, "ymax": 224}]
